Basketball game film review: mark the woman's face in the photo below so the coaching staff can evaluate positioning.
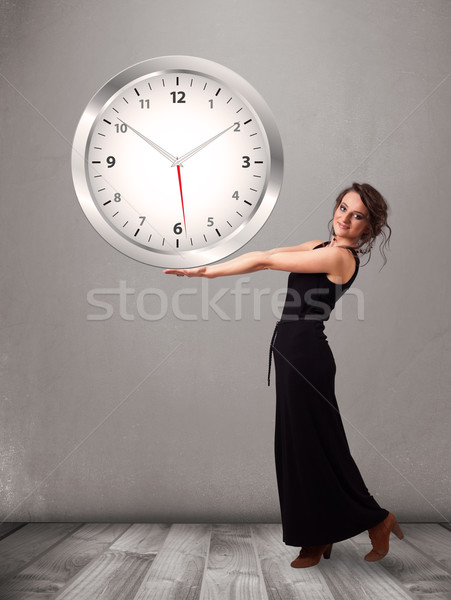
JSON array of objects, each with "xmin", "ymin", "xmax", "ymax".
[{"xmin": 334, "ymin": 191, "xmax": 370, "ymax": 242}]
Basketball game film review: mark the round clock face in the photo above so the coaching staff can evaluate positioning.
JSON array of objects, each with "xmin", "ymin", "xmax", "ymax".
[{"xmin": 72, "ymin": 56, "xmax": 283, "ymax": 268}]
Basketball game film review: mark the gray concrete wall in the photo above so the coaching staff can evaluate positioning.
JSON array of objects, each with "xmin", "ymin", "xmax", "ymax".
[{"xmin": 1, "ymin": 0, "xmax": 450, "ymax": 522}]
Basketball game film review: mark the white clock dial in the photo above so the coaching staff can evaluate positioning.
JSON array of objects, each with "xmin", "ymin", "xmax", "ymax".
[{"xmin": 72, "ymin": 56, "xmax": 283, "ymax": 268}]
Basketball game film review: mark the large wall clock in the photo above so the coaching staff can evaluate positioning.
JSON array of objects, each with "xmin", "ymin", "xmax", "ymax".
[{"xmin": 71, "ymin": 55, "xmax": 283, "ymax": 268}]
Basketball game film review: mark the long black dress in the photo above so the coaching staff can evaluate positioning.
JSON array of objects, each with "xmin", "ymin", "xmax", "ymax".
[{"xmin": 268, "ymin": 240, "xmax": 389, "ymax": 547}]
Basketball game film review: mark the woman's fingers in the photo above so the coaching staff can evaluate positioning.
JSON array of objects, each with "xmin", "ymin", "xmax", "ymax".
[
  {"xmin": 163, "ymin": 269, "xmax": 186, "ymax": 276},
  {"xmin": 163, "ymin": 266, "xmax": 207, "ymax": 277}
]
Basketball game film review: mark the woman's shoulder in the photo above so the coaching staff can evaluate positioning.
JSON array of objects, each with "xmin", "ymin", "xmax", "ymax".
[{"xmin": 320, "ymin": 244, "xmax": 359, "ymax": 285}]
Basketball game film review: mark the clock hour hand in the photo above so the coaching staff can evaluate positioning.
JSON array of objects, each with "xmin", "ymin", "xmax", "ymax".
[
  {"xmin": 172, "ymin": 123, "xmax": 237, "ymax": 167},
  {"xmin": 118, "ymin": 119, "xmax": 177, "ymax": 164}
]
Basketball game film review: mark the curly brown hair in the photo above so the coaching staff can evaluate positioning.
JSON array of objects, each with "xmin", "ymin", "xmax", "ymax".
[{"xmin": 327, "ymin": 182, "xmax": 392, "ymax": 268}]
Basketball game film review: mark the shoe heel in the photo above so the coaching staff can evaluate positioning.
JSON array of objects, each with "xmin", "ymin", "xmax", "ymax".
[
  {"xmin": 323, "ymin": 543, "xmax": 333, "ymax": 559},
  {"xmin": 392, "ymin": 519, "xmax": 404, "ymax": 540}
]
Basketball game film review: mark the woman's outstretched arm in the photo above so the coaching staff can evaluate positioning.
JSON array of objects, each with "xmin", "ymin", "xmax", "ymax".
[
  {"xmin": 164, "ymin": 244, "xmax": 346, "ymax": 279},
  {"xmin": 164, "ymin": 250, "xmax": 268, "ymax": 278}
]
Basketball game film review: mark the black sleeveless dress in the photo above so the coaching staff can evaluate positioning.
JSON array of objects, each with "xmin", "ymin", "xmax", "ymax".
[{"xmin": 268, "ymin": 241, "xmax": 389, "ymax": 547}]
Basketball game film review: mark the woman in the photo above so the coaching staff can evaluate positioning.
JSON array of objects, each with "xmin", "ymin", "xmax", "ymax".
[{"xmin": 164, "ymin": 182, "xmax": 404, "ymax": 568}]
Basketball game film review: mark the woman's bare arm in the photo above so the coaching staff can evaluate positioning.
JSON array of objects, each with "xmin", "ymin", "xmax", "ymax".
[
  {"xmin": 264, "ymin": 246, "xmax": 345, "ymax": 274},
  {"xmin": 164, "ymin": 244, "xmax": 347, "ymax": 279}
]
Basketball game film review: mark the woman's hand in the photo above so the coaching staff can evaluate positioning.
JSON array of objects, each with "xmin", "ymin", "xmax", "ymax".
[{"xmin": 164, "ymin": 266, "xmax": 209, "ymax": 278}]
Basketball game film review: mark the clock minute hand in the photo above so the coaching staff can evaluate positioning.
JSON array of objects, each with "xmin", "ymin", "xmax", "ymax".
[
  {"xmin": 172, "ymin": 123, "xmax": 237, "ymax": 167},
  {"xmin": 118, "ymin": 119, "xmax": 177, "ymax": 164}
]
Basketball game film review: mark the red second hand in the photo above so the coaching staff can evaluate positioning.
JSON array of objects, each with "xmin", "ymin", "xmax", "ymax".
[{"xmin": 176, "ymin": 159, "xmax": 187, "ymax": 237}]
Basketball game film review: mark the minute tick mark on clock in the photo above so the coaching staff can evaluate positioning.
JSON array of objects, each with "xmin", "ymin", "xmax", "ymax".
[
  {"xmin": 244, "ymin": 200, "xmax": 252, "ymax": 206},
  {"xmin": 244, "ymin": 119, "xmax": 252, "ymax": 125},
  {"xmin": 103, "ymin": 119, "xmax": 111, "ymax": 125},
  {"xmin": 215, "ymin": 88, "xmax": 221, "ymax": 96},
  {"xmin": 134, "ymin": 88, "xmax": 140, "ymax": 96}
]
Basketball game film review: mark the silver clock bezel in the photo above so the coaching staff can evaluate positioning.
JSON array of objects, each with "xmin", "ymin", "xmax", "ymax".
[{"xmin": 71, "ymin": 55, "xmax": 283, "ymax": 268}]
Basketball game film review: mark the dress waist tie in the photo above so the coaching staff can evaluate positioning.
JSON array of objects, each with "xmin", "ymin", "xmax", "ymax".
[{"xmin": 267, "ymin": 320, "xmax": 281, "ymax": 387}]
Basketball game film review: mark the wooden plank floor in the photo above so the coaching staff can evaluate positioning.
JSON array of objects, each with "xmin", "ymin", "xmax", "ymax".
[{"xmin": 0, "ymin": 523, "xmax": 450, "ymax": 599}]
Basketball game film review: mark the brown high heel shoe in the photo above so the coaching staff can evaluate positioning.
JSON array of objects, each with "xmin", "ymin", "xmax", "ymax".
[
  {"xmin": 290, "ymin": 543, "xmax": 333, "ymax": 568},
  {"xmin": 364, "ymin": 511, "xmax": 404, "ymax": 561}
]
